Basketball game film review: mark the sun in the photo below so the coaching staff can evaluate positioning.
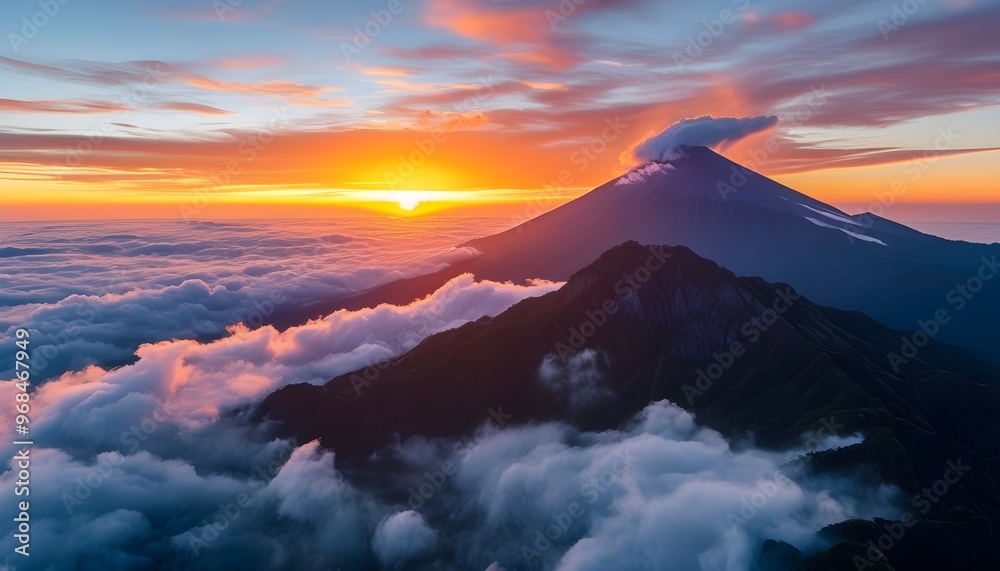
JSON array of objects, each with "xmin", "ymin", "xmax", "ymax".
[
  {"xmin": 346, "ymin": 189, "xmax": 479, "ymax": 215},
  {"xmin": 398, "ymin": 196, "xmax": 420, "ymax": 211}
]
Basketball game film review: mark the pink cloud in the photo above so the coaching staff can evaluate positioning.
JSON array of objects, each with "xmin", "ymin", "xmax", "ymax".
[
  {"xmin": 154, "ymin": 102, "xmax": 234, "ymax": 115},
  {"xmin": 2, "ymin": 274, "xmax": 563, "ymax": 438},
  {"xmin": 423, "ymin": 0, "xmax": 584, "ymax": 68},
  {"xmin": 0, "ymin": 98, "xmax": 129, "ymax": 114},
  {"xmin": 771, "ymin": 11, "xmax": 814, "ymax": 29},
  {"xmin": 209, "ymin": 55, "xmax": 285, "ymax": 70},
  {"xmin": 358, "ymin": 65, "xmax": 416, "ymax": 77},
  {"xmin": 181, "ymin": 75, "xmax": 330, "ymax": 98}
]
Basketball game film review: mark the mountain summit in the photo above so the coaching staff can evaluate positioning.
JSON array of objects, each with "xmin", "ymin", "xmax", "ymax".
[
  {"xmin": 460, "ymin": 146, "xmax": 999, "ymax": 361},
  {"xmin": 465, "ymin": 146, "xmax": 893, "ymax": 278}
]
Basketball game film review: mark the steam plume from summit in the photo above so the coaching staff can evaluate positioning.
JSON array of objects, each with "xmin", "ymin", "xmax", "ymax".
[{"xmin": 622, "ymin": 115, "xmax": 778, "ymax": 165}]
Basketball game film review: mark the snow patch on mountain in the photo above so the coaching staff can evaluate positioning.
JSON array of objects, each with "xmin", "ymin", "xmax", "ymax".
[
  {"xmin": 800, "ymin": 204, "xmax": 861, "ymax": 226},
  {"xmin": 805, "ymin": 217, "xmax": 888, "ymax": 246},
  {"xmin": 615, "ymin": 162, "xmax": 676, "ymax": 186}
]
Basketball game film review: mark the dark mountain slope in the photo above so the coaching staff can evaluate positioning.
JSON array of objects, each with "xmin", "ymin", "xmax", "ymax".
[{"xmin": 261, "ymin": 243, "xmax": 1000, "ymax": 541}]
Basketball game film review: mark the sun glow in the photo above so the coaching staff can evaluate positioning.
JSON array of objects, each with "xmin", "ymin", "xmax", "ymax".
[
  {"xmin": 398, "ymin": 195, "xmax": 420, "ymax": 211},
  {"xmin": 348, "ymin": 190, "xmax": 474, "ymax": 213}
]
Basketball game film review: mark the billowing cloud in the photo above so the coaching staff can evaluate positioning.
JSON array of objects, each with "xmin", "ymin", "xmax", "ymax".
[
  {"xmin": 396, "ymin": 401, "xmax": 890, "ymax": 570},
  {"xmin": 0, "ymin": 220, "xmax": 515, "ymax": 382},
  {"xmin": 0, "ymin": 263, "xmax": 560, "ymax": 569},
  {"xmin": 1, "ymin": 398, "xmax": 893, "ymax": 570},
  {"xmin": 0, "ymin": 439, "xmax": 378, "ymax": 570},
  {"xmin": 373, "ymin": 511, "xmax": 438, "ymax": 568},
  {"xmin": 623, "ymin": 115, "xmax": 779, "ymax": 165},
  {"xmin": 0, "ymin": 272, "xmax": 562, "ymax": 461},
  {"xmin": 0, "ymin": 217, "xmax": 900, "ymax": 570}
]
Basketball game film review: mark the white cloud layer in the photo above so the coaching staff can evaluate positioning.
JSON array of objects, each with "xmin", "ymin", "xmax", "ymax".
[
  {"xmin": 0, "ymin": 218, "xmax": 513, "ymax": 381},
  {"xmin": 1, "ymin": 400, "xmax": 895, "ymax": 570},
  {"xmin": 0, "ymin": 273, "xmax": 562, "ymax": 460},
  {"xmin": 0, "ymin": 221, "xmax": 898, "ymax": 570}
]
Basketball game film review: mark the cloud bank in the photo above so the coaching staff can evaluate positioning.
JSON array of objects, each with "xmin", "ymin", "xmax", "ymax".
[
  {"xmin": 397, "ymin": 401, "xmax": 891, "ymax": 571},
  {"xmin": 0, "ymin": 222, "xmax": 898, "ymax": 570},
  {"xmin": 624, "ymin": 115, "xmax": 779, "ymax": 164},
  {"xmin": 1, "ymin": 399, "xmax": 895, "ymax": 571},
  {"xmin": 0, "ymin": 271, "xmax": 562, "ymax": 569},
  {"xmin": 0, "ymin": 273, "xmax": 562, "ymax": 462},
  {"xmin": 0, "ymin": 219, "xmax": 513, "ymax": 382}
]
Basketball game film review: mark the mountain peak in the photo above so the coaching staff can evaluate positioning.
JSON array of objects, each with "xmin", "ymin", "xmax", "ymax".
[
  {"xmin": 611, "ymin": 145, "xmax": 853, "ymax": 219},
  {"xmin": 462, "ymin": 145, "xmax": 884, "ymax": 282},
  {"xmin": 613, "ymin": 145, "xmax": 725, "ymax": 185}
]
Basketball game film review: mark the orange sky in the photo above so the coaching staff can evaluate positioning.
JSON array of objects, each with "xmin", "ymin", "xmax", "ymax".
[
  {"xmin": 2, "ymin": 125, "xmax": 996, "ymax": 222},
  {"xmin": 1, "ymin": 0, "xmax": 998, "ymax": 221}
]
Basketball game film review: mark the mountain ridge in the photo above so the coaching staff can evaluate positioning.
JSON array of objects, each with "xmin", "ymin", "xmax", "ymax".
[{"xmin": 260, "ymin": 240, "xmax": 1000, "ymax": 569}]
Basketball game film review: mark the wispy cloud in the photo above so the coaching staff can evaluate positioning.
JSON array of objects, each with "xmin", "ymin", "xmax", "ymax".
[
  {"xmin": 154, "ymin": 102, "xmax": 234, "ymax": 115},
  {"xmin": 0, "ymin": 98, "xmax": 129, "ymax": 114}
]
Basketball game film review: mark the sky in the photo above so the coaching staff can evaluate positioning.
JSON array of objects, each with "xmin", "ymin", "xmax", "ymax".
[{"xmin": 0, "ymin": 0, "xmax": 998, "ymax": 220}]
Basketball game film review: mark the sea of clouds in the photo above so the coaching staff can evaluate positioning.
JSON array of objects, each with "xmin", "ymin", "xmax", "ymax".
[
  {"xmin": 0, "ymin": 219, "xmax": 900, "ymax": 570},
  {"xmin": 0, "ymin": 218, "xmax": 513, "ymax": 381}
]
